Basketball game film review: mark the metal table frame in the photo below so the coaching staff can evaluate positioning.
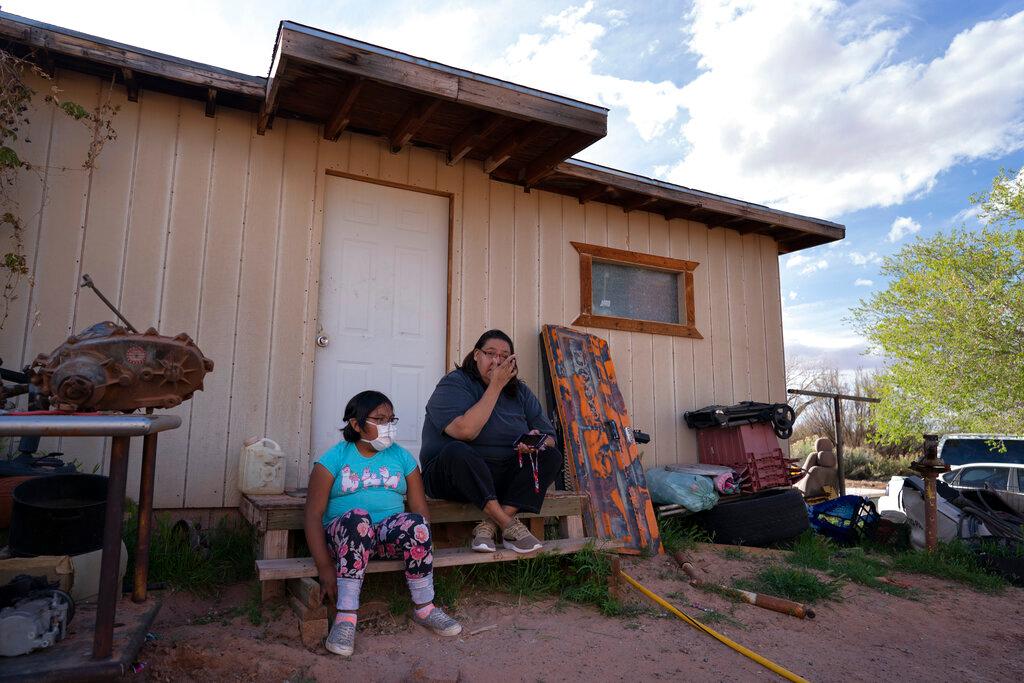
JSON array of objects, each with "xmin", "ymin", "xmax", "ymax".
[{"xmin": 0, "ymin": 414, "xmax": 181, "ymax": 659}]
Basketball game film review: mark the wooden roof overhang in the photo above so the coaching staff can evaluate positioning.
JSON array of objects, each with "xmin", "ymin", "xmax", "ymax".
[
  {"xmin": 534, "ymin": 160, "xmax": 845, "ymax": 253},
  {"xmin": 0, "ymin": 12, "xmax": 265, "ymax": 116},
  {"xmin": 260, "ymin": 22, "xmax": 608, "ymax": 183},
  {"xmin": 0, "ymin": 12, "xmax": 842, "ymax": 253}
]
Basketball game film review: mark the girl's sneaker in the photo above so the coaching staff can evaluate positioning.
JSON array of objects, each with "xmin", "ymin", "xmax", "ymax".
[
  {"xmin": 411, "ymin": 606, "xmax": 463, "ymax": 636},
  {"xmin": 325, "ymin": 618, "xmax": 356, "ymax": 656}
]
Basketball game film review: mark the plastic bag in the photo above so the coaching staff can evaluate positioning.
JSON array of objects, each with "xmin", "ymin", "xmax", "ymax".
[{"xmin": 646, "ymin": 467, "xmax": 719, "ymax": 511}]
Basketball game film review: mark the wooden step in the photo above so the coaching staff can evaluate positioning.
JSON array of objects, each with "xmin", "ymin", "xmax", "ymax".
[
  {"xmin": 256, "ymin": 537, "xmax": 621, "ymax": 581},
  {"xmin": 241, "ymin": 490, "xmax": 587, "ymax": 532}
]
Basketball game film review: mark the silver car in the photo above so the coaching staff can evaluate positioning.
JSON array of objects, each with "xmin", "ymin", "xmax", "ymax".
[{"xmin": 941, "ymin": 462, "xmax": 1024, "ymax": 515}]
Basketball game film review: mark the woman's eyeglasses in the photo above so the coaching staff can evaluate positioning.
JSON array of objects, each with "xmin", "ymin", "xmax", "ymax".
[
  {"xmin": 478, "ymin": 349, "xmax": 510, "ymax": 362},
  {"xmin": 367, "ymin": 416, "xmax": 399, "ymax": 425}
]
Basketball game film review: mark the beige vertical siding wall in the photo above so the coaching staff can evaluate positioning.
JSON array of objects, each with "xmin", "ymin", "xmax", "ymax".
[{"xmin": 2, "ymin": 70, "xmax": 786, "ymax": 508}]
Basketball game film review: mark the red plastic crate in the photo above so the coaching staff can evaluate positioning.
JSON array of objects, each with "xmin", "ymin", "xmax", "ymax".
[{"xmin": 696, "ymin": 423, "xmax": 796, "ymax": 492}]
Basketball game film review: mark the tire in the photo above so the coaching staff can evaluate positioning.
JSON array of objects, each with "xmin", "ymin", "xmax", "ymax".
[{"xmin": 698, "ymin": 488, "xmax": 809, "ymax": 546}]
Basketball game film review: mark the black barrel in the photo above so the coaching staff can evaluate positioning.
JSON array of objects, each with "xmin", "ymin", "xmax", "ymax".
[{"xmin": 9, "ymin": 474, "xmax": 108, "ymax": 556}]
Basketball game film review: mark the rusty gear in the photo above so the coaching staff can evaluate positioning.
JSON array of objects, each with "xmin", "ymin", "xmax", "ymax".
[{"xmin": 28, "ymin": 322, "xmax": 214, "ymax": 412}]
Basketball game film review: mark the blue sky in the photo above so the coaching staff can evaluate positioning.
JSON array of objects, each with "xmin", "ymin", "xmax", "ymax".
[{"xmin": 12, "ymin": 0, "xmax": 1024, "ymax": 375}]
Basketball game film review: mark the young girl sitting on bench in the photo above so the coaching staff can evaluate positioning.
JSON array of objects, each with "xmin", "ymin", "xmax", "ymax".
[{"xmin": 304, "ymin": 390, "xmax": 462, "ymax": 657}]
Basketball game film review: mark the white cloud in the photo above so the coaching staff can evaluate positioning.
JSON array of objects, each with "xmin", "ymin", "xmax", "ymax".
[
  {"xmin": 950, "ymin": 204, "xmax": 982, "ymax": 227},
  {"xmin": 782, "ymin": 300, "xmax": 865, "ymax": 350},
  {"xmin": 492, "ymin": 3, "xmax": 688, "ymax": 142},
  {"xmin": 660, "ymin": 2, "xmax": 1024, "ymax": 218},
  {"xmin": 849, "ymin": 250, "xmax": 880, "ymax": 266},
  {"xmin": 854, "ymin": 278, "xmax": 873, "ymax": 286},
  {"xmin": 887, "ymin": 215, "xmax": 921, "ymax": 242},
  {"xmin": 786, "ymin": 253, "xmax": 828, "ymax": 274},
  {"xmin": 785, "ymin": 253, "xmax": 811, "ymax": 269},
  {"xmin": 605, "ymin": 8, "xmax": 628, "ymax": 27},
  {"xmin": 788, "ymin": 290, "xmax": 798, "ymax": 300}
]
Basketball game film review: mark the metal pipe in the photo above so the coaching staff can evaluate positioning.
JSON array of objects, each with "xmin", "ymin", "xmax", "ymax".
[
  {"xmin": 133, "ymin": 430, "xmax": 158, "ymax": 603},
  {"xmin": 672, "ymin": 551, "xmax": 815, "ymax": 619},
  {"xmin": 0, "ymin": 413, "xmax": 181, "ymax": 437},
  {"xmin": 834, "ymin": 397, "xmax": 846, "ymax": 496},
  {"xmin": 910, "ymin": 434, "xmax": 948, "ymax": 552},
  {"xmin": 93, "ymin": 435, "xmax": 131, "ymax": 659},
  {"xmin": 80, "ymin": 274, "xmax": 138, "ymax": 332}
]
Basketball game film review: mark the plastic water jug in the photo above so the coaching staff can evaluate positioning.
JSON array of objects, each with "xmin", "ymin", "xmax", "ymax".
[{"xmin": 238, "ymin": 437, "xmax": 285, "ymax": 495}]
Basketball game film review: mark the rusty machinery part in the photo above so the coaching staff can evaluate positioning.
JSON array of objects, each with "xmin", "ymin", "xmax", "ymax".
[{"xmin": 28, "ymin": 321, "xmax": 214, "ymax": 412}]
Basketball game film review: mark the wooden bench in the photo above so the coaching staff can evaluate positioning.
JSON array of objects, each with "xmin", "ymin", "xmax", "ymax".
[{"xmin": 240, "ymin": 490, "xmax": 590, "ymax": 601}]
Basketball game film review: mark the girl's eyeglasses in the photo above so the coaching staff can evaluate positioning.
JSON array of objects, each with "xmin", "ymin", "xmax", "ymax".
[{"xmin": 367, "ymin": 416, "xmax": 399, "ymax": 425}]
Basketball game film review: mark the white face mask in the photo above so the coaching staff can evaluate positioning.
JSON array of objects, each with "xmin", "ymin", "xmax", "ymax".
[{"xmin": 362, "ymin": 421, "xmax": 398, "ymax": 452}]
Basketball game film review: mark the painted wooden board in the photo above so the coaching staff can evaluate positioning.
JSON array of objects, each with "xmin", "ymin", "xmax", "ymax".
[{"xmin": 541, "ymin": 324, "xmax": 661, "ymax": 554}]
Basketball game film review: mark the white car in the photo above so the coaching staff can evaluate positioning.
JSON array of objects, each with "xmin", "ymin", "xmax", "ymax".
[
  {"xmin": 877, "ymin": 475, "xmax": 992, "ymax": 550},
  {"xmin": 941, "ymin": 463, "xmax": 1024, "ymax": 515}
]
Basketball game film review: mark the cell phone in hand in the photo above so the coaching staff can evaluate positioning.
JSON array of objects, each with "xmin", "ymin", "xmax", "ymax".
[{"xmin": 513, "ymin": 433, "xmax": 547, "ymax": 450}]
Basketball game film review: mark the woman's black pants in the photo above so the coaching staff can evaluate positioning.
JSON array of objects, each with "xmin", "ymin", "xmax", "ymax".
[{"xmin": 421, "ymin": 441, "xmax": 562, "ymax": 514}]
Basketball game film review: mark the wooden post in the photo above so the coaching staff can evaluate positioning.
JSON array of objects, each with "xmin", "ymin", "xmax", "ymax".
[
  {"xmin": 259, "ymin": 530, "xmax": 289, "ymax": 602},
  {"xmin": 529, "ymin": 517, "xmax": 545, "ymax": 540}
]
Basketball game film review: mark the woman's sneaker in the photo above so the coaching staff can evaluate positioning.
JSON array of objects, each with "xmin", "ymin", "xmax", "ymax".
[
  {"xmin": 471, "ymin": 519, "xmax": 497, "ymax": 552},
  {"xmin": 411, "ymin": 606, "xmax": 463, "ymax": 636},
  {"xmin": 502, "ymin": 520, "xmax": 543, "ymax": 553},
  {"xmin": 325, "ymin": 618, "xmax": 356, "ymax": 656}
]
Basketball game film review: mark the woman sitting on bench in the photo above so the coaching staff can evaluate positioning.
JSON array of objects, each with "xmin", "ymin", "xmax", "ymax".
[
  {"xmin": 304, "ymin": 390, "xmax": 462, "ymax": 657},
  {"xmin": 420, "ymin": 329, "xmax": 562, "ymax": 554}
]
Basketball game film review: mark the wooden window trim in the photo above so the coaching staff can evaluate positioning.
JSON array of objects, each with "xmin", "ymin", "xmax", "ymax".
[{"xmin": 571, "ymin": 241, "xmax": 703, "ymax": 339}]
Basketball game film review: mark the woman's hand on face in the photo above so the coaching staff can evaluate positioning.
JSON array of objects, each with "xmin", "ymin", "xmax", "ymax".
[
  {"xmin": 318, "ymin": 565, "xmax": 337, "ymax": 605},
  {"xmin": 490, "ymin": 354, "xmax": 518, "ymax": 389}
]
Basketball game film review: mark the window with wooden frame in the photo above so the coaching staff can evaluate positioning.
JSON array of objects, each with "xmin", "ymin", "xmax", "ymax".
[{"xmin": 572, "ymin": 241, "xmax": 702, "ymax": 339}]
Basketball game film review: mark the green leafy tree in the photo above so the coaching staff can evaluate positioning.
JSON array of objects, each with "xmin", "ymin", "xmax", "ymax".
[{"xmin": 851, "ymin": 170, "xmax": 1024, "ymax": 444}]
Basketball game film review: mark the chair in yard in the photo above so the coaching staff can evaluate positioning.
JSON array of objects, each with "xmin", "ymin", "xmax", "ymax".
[{"xmin": 796, "ymin": 437, "xmax": 839, "ymax": 499}]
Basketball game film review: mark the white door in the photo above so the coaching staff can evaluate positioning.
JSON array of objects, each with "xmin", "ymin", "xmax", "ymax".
[{"xmin": 311, "ymin": 176, "xmax": 449, "ymax": 462}]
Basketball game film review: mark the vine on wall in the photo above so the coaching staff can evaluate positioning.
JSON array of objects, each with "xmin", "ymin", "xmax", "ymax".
[{"xmin": 0, "ymin": 49, "xmax": 119, "ymax": 331}]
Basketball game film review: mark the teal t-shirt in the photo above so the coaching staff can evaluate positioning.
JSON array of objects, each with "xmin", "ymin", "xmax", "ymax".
[{"xmin": 315, "ymin": 441, "xmax": 418, "ymax": 525}]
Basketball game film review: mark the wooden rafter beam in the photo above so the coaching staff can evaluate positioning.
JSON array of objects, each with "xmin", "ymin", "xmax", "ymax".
[
  {"xmin": 483, "ymin": 124, "xmax": 545, "ymax": 174},
  {"xmin": 33, "ymin": 48, "xmax": 55, "ymax": 77},
  {"xmin": 447, "ymin": 114, "xmax": 503, "ymax": 166},
  {"xmin": 257, "ymin": 54, "xmax": 287, "ymax": 135},
  {"xmin": 522, "ymin": 132, "xmax": 594, "ymax": 187},
  {"xmin": 324, "ymin": 77, "xmax": 365, "ymax": 141},
  {"xmin": 389, "ymin": 97, "xmax": 442, "ymax": 153},
  {"xmin": 665, "ymin": 204, "xmax": 706, "ymax": 222},
  {"xmin": 578, "ymin": 183, "xmax": 613, "ymax": 204},
  {"xmin": 622, "ymin": 195, "xmax": 658, "ymax": 213},
  {"xmin": 205, "ymin": 88, "xmax": 217, "ymax": 117},
  {"xmin": 121, "ymin": 67, "xmax": 138, "ymax": 102},
  {"xmin": 552, "ymin": 160, "xmax": 845, "ymax": 243}
]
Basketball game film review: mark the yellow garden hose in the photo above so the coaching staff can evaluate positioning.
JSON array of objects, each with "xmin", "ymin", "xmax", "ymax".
[{"xmin": 619, "ymin": 570, "xmax": 810, "ymax": 683}]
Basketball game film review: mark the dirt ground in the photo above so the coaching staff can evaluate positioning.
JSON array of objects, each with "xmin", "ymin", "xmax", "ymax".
[{"xmin": 135, "ymin": 545, "xmax": 1023, "ymax": 683}]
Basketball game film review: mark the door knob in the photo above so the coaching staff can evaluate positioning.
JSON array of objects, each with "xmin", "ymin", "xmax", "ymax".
[{"xmin": 316, "ymin": 335, "xmax": 330, "ymax": 348}]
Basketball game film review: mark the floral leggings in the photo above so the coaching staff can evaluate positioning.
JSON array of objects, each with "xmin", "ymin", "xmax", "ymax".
[{"xmin": 323, "ymin": 509, "xmax": 433, "ymax": 580}]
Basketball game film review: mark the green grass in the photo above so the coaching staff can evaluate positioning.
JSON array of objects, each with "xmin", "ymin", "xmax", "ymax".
[
  {"xmin": 719, "ymin": 547, "xmax": 748, "ymax": 561},
  {"xmin": 657, "ymin": 517, "xmax": 711, "ymax": 554},
  {"xmin": 785, "ymin": 531, "xmax": 1004, "ymax": 595},
  {"xmin": 426, "ymin": 545, "xmax": 624, "ymax": 616},
  {"xmin": 122, "ymin": 506, "xmax": 255, "ymax": 596},
  {"xmin": 892, "ymin": 542, "xmax": 1005, "ymax": 593},
  {"xmin": 735, "ymin": 566, "xmax": 842, "ymax": 604}
]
